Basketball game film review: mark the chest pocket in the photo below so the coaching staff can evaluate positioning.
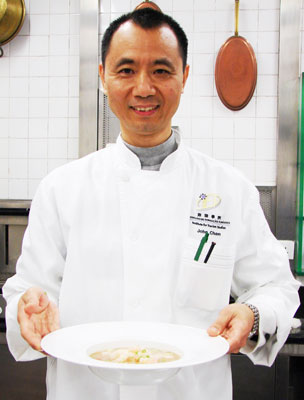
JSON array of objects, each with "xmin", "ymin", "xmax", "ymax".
[{"xmin": 176, "ymin": 238, "xmax": 234, "ymax": 311}]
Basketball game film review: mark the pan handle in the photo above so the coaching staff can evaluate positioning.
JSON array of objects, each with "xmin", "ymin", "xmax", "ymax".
[{"xmin": 235, "ymin": 0, "xmax": 239, "ymax": 36}]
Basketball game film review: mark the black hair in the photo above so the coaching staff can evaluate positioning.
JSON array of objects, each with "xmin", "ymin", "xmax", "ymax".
[{"xmin": 101, "ymin": 8, "xmax": 188, "ymax": 71}]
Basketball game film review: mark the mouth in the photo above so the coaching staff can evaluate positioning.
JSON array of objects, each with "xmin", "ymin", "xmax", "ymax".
[{"xmin": 130, "ymin": 105, "xmax": 160, "ymax": 116}]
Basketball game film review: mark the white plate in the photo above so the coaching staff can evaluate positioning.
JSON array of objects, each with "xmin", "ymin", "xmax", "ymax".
[{"xmin": 41, "ymin": 321, "xmax": 229, "ymax": 385}]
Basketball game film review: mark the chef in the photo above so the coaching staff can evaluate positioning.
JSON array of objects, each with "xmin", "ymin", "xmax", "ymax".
[{"xmin": 3, "ymin": 7, "xmax": 300, "ymax": 400}]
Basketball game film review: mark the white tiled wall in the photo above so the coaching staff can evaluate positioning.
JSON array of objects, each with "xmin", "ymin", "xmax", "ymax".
[
  {"xmin": 0, "ymin": 0, "xmax": 79, "ymax": 199},
  {"xmin": 0, "ymin": 0, "xmax": 292, "ymax": 199}
]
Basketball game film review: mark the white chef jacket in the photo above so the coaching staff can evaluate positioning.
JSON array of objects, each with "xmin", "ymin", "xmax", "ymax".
[{"xmin": 3, "ymin": 132, "xmax": 300, "ymax": 400}]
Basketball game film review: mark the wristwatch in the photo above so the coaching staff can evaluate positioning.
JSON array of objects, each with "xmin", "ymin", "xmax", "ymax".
[{"xmin": 244, "ymin": 303, "xmax": 259, "ymax": 338}]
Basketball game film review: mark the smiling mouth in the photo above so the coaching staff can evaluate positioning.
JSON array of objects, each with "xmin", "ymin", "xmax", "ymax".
[{"xmin": 130, "ymin": 105, "xmax": 160, "ymax": 112}]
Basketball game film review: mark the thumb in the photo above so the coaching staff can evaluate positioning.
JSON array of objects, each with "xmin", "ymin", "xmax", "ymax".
[{"xmin": 207, "ymin": 310, "xmax": 231, "ymax": 337}]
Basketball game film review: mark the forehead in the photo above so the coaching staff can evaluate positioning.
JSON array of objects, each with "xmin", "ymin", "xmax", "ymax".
[{"xmin": 106, "ymin": 21, "xmax": 181, "ymax": 65}]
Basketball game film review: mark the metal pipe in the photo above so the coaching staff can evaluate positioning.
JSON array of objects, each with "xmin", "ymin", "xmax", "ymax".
[{"xmin": 276, "ymin": 0, "xmax": 301, "ymax": 252}]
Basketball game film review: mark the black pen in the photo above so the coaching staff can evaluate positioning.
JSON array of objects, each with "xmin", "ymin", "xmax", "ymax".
[{"xmin": 204, "ymin": 242, "xmax": 216, "ymax": 263}]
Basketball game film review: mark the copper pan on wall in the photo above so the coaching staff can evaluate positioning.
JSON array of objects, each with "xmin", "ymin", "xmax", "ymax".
[
  {"xmin": 215, "ymin": 0, "xmax": 257, "ymax": 111},
  {"xmin": 134, "ymin": 1, "xmax": 162, "ymax": 12}
]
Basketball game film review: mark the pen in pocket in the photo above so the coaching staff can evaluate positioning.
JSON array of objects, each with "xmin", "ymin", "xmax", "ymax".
[
  {"xmin": 194, "ymin": 232, "xmax": 209, "ymax": 261},
  {"xmin": 204, "ymin": 241, "xmax": 216, "ymax": 263}
]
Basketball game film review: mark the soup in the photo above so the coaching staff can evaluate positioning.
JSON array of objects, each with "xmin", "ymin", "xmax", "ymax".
[{"xmin": 90, "ymin": 346, "xmax": 180, "ymax": 364}]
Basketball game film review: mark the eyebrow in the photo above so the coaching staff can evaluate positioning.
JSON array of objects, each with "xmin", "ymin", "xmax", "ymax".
[{"xmin": 114, "ymin": 57, "xmax": 175, "ymax": 70}]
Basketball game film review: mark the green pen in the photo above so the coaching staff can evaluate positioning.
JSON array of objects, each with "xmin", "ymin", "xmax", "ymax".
[{"xmin": 194, "ymin": 232, "xmax": 209, "ymax": 261}]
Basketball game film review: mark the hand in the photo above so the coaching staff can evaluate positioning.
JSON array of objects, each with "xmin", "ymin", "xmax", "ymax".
[
  {"xmin": 17, "ymin": 287, "xmax": 60, "ymax": 352},
  {"xmin": 207, "ymin": 303, "xmax": 254, "ymax": 354}
]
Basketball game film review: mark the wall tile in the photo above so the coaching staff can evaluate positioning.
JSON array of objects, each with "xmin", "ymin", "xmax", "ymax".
[
  {"xmin": 256, "ymin": 139, "xmax": 276, "ymax": 160},
  {"xmin": 49, "ymin": 118, "xmax": 68, "ymax": 138},
  {"xmin": 0, "ymin": 78, "xmax": 9, "ymax": 97},
  {"xmin": 192, "ymin": 54, "xmax": 214, "ymax": 75},
  {"xmin": 50, "ymin": 0, "xmax": 69, "ymax": 14},
  {"xmin": 0, "ymin": 119, "xmax": 9, "ymax": 138},
  {"xmin": 257, "ymin": 97, "xmax": 278, "ymax": 118},
  {"xmin": 111, "ymin": 0, "xmax": 131, "ymax": 13},
  {"xmin": 0, "ymin": 99, "xmax": 9, "ymax": 118},
  {"xmin": 29, "ymin": 159, "xmax": 47, "ymax": 179},
  {"xmin": 29, "ymin": 119, "xmax": 48, "ymax": 138},
  {"xmin": 0, "ymin": 57, "xmax": 10, "ymax": 77},
  {"xmin": 30, "ymin": 15, "xmax": 50, "ymax": 35},
  {"xmin": 256, "ymin": 75, "xmax": 278, "ymax": 96},
  {"xmin": 0, "ymin": 180, "xmax": 8, "ymax": 197},
  {"xmin": 70, "ymin": 14, "xmax": 80, "ymax": 35},
  {"xmin": 29, "ymin": 36, "xmax": 49, "ymax": 57},
  {"xmin": 234, "ymin": 118, "xmax": 256, "ymax": 138},
  {"xmin": 193, "ymin": 32, "xmax": 215, "ymax": 53},
  {"xmin": 68, "ymin": 118, "xmax": 79, "ymax": 138},
  {"xmin": 192, "ymin": 118, "xmax": 213, "ymax": 138},
  {"xmin": 10, "ymin": 57, "xmax": 29, "ymax": 77},
  {"xmin": 191, "ymin": 138, "xmax": 213, "ymax": 156},
  {"xmin": 47, "ymin": 158, "xmax": 68, "ymax": 173},
  {"xmin": 30, "ymin": 0, "xmax": 50, "ymax": 14},
  {"xmin": 100, "ymin": 0, "xmax": 111, "ymax": 13},
  {"xmin": 49, "ymin": 56, "xmax": 69, "ymax": 76},
  {"xmin": 9, "ymin": 138, "xmax": 28, "ymax": 158},
  {"xmin": 258, "ymin": 31, "xmax": 279, "ymax": 53},
  {"xmin": 69, "ymin": 35, "xmax": 79, "ymax": 56},
  {"xmin": 68, "ymin": 138, "xmax": 79, "ymax": 159},
  {"xmin": 191, "ymin": 97, "xmax": 213, "ymax": 117},
  {"xmin": 193, "ymin": 75, "xmax": 214, "ymax": 96},
  {"xmin": 213, "ymin": 138, "xmax": 234, "ymax": 159},
  {"xmin": 0, "ymin": 159, "xmax": 8, "ymax": 178},
  {"xmin": 9, "ymin": 159, "xmax": 28, "ymax": 179},
  {"xmin": 194, "ymin": 0, "xmax": 215, "ymax": 11},
  {"xmin": 70, "ymin": 0, "xmax": 80, "ymax": 14},
  {"xmin": 29, "ymin": 56, "xmax": 49, "ymax": 77},
  {"xmin": 29, "ymin": 98, "xmax": 49, "ymax": 118},
  {"xmin": 255, "ymin": 118, "xmax": 277, "ymax": 139},
  {"xmin": 68, "ymin": 98, "xmax": 79, "ymax": 118},
  {"xmin": 68, "ymin": 76, "xmax": 79, "ymax": 97},
  {"xmin": 194, "ymin": 11, "xmax": 215, "ymax": 32},
  {"xmin": 255, "ymin": 160, "xmax": 276, "ymax": 184},
  {"xmin": 9, "ymin": 36, "xmax": 30, "ymax": 57},
  {"xmin": 50, "ymin": 15, "xmax": 70, "ymax": 35},
  {"xmin": 29, "ymin": 139, "xmax": 47, "ymax": 158},
  {"xmin": 0, "ymin": 138, "xmax": 9, "ymax": 157},
  {"xmin": 258, "ymin": 10, "xmax": 280, "ymax": 31},
  {"xmin": 234, "ymin": 138, "xmax": 255, "ymax": 160},
  {"xmin": 257, "ymin": 54, "xmax": 279, "ymax": 75},
  {"xmin": 49, "ymin": 77, "xmax": 69, "ymax": 97},
  {"xmin": 49, "ymin": 98, "xmax": 69, "ymax": 118},
  {"xmin": 28, "ymin": 179, "xmax": 41, "ymax": 198},
  {"xmin": 29, "ymin": 77, "xmax": 49, "ymax": 97},
  {"xmin": 213, "ymin": 118, "xmax": 234, "ymax": 138},
  {"xmin": 49, "ymin": 36, "xmax": 69, "ymax": 56},
  {"xmin": 10, "ymin": 98, "xmax": 29, "ymax": 118},
  {"xmin": 10, "ymin": 77, "xmax": 29, "ymax": 97},
  {"xmin": 9, "ymin": 119, "xmax": 28, "ymax": 138},
  {"xmin": 234, "ymin": 160, "xmax": 255, "ymax": 182},
  {"xmin": 9, "ymin": 180, "xmax": 28, "ymax": 199}
]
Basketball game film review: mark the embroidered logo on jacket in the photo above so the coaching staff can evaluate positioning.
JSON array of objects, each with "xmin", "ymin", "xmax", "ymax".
[{"xmin": 197, "ymin": 193, "xmax": 221, "ymax": 211}]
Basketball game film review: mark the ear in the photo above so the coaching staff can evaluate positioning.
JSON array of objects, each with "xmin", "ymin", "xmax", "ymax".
[
  {"xmin": 99, "ymin": 64, "xmax": 107, "ymax": 94},
  {"xmin": 182, "ymin": 64, "xmax": 190, "ymax": 92}
]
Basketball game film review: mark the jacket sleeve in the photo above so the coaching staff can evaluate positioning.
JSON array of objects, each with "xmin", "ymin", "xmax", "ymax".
[
  {"xmin": 2, "ymin": 177, "xmax": 66, "ymax": 361},
  {"xmin": 231, "ymin": 186, "xmax": 300, "ymax": 366}
]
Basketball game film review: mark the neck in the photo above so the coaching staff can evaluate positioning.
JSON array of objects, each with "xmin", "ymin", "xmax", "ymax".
[{"xmin": 121, "ymin": 129, "xmax": 172, "ymax": 148}]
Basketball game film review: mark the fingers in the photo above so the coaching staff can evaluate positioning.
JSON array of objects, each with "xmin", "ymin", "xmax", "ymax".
[
  {"xmin": 22, "ymin": 288, "xmax": 49, "ymax": 315},
  {"xmin": 207, "ymin": 304, "xmax": 254, "ymax": 354},
  {"xmin": 17, "ymin": 287, "xmax": 60, "ymax": 352}
]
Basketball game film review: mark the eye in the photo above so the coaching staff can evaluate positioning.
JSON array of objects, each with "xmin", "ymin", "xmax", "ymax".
[
  {"xmin": 118, "ymin": 68, "xmax": 134, "ymax": 75},
  {"xmin": 154, "ymin": 69, "xmax": 170, "ymax": 75}
]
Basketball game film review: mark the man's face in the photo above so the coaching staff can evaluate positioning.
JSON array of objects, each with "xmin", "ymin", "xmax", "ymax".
[{"xmin": 99, "ymin": 21, "xmax": 189, "ymax": 147}]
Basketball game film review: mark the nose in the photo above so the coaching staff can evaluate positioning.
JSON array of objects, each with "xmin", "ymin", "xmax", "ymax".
[{"xmin": 132, "ymin": 71, "xmax": 156, "ymax": 97}]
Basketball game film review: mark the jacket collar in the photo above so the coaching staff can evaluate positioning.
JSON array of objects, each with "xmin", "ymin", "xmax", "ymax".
[{"xmin": 114, "ymin": 128, "xmax": 185, "ymax": 172}]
